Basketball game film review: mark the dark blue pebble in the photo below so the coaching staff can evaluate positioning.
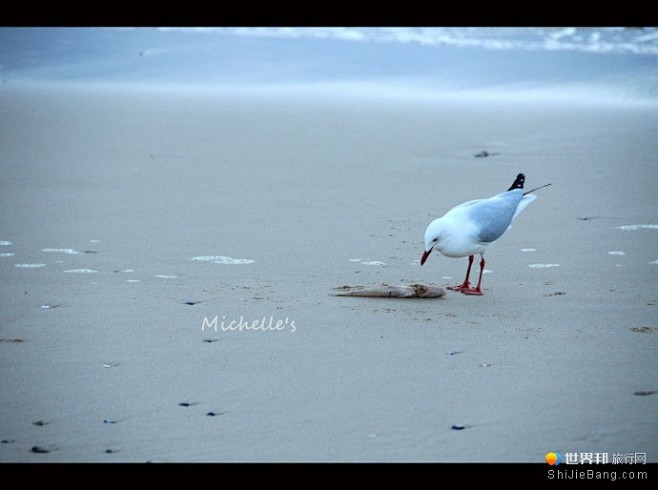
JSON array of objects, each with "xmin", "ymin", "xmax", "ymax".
[
  {"xmin": 451, "ymin": 424, "xmax": 465, "ymax": 430},
  {"xmin": 179, "ymin": 402, "xmax": 191, "ymax": 407}
]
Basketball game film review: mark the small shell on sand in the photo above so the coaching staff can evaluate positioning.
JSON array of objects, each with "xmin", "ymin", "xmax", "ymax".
[
  {"xmin": 30, "ymin": 446, "xmax": 51, "ymax": 453},
  {"xmin": 332, "ymin": 283, "xmax": 445, "ymax": 299},
  {"xmin": 179, "ymin": 402, "xmax": 200, "ymax": 407},
  {"xmin": 474, "ymin": 150, "xmax": 499, "ymax": 158},
  {"xmin": 629, "ymin": 326, "xmax": 656, "ymax": 333}
]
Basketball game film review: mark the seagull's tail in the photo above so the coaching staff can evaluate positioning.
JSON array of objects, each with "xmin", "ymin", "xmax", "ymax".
[
  {"xmin": 504, "ymin": 174, "xmax": 552, "ymax": 228},
  {"xmin": 511, "ymin": 193, "xmax": 537, "ymax": 222},
  {"xmin": 507, "ymin": 173, "xmax": 525, "ymax": 191},
  {"xmin": 510, "ymin": 181, "xmax": 552, "ymax": 223}
]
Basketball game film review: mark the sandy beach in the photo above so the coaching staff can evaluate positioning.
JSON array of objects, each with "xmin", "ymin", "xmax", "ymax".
[{"xmin": 1, "ymin": 77, "xmax": 657, "ymax": 463}]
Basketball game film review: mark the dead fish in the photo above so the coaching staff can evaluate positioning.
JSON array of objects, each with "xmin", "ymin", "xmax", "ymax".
[{"xmin": 332, "ymin": 284, "xmax": 445, "ymax": 299}]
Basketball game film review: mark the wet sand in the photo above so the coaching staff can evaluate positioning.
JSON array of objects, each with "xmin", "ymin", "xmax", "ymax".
[{"xmin": 1, "ymin": 85, "xmax": 657, "ymax": 462}]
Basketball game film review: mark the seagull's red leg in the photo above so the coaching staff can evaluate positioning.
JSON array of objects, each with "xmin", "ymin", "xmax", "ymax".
[
  {"xmin": 447, "ymin": 255, "xmax": 474, "ymax": 291},
  {"xmin": 462, "ymin": 256, "xmax": 485, "ymax": 295}
]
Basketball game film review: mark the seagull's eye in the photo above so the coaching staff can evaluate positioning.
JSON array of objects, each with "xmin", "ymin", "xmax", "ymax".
[{"xmin": 432, "ymin": 238, "xmax": 438, "ymax": 242}]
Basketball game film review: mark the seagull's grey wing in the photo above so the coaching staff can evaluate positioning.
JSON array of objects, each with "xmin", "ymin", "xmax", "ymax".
[{"xmin": 469, "ymin": 193, "xmax": 522, "ymax": 243}]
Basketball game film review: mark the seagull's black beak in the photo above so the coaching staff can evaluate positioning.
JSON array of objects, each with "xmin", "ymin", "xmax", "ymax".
[{"xmin": 420, "ymin": 249, "xmax": 432, "ymax": 266}]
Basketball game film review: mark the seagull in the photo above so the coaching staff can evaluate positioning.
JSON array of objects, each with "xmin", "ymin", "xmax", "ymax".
[{"xmin": 420, "ymin": 173, "xmax": 551, "ymax": 295}]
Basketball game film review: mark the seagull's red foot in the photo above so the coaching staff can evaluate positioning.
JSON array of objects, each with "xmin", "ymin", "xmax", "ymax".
[
  {"xmin": 461, "ymin": 287, "xmax": 483, "ymax": 296},
  {"xmin": 447, "ymin": 282, "xmax": 470, "ymax": 291}
]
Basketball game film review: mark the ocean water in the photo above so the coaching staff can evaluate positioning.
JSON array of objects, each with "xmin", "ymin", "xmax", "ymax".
[{"xmin": 0, "ymin": 27, "xmax": 656, "ymax": 105}]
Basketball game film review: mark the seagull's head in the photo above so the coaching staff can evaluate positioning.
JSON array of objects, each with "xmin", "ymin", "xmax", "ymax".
[{"xmin": 421, "ymin": 219, "xmax": 444, "ymax": 266}]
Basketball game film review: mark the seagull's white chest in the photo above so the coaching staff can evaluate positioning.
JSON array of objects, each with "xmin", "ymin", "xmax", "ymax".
[{"xmin": 437, "ymin": 219, "xmax": 489, "ymax": 257}]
